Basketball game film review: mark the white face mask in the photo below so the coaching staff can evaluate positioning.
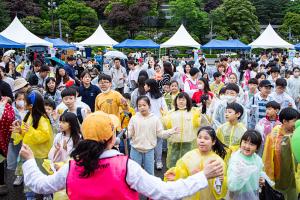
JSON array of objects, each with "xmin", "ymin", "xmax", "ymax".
[
  {"xmin": 198, "ymin": 84, "xmax": 204, "ymax": 90},
  {"xmin": 101, "ymin": 88, "xmax": 111, "ymax": 94},
  {"xmin": 16, "ymin": 100, "xmax": 25, "ymax": 108},
  {"xmin": 224, "ymin": 95, "xmax": 236, "ymax": 103}
]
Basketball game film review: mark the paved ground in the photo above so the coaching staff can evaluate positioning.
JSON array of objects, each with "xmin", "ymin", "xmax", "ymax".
[{"xmin": 1, "ymin": 152, "xmax": 167, "ymax": 200}]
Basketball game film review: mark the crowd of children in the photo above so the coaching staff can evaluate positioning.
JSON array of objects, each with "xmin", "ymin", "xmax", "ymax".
[{"xmin": 0, "ymin": 52, "xmax": 299, "ymax": 200}]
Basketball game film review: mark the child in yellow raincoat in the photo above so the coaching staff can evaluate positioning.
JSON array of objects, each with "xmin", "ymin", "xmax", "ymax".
[
  {"xmin": 11, "ymin": 90, "xmax": 53, "ymax": 199},
  {"xmin": 164, "ymin": 126, "xmax": 228, "ymax": 200},
  {"xmin": 216, "ymin": 102, "xmax": 247, "ymax": 158},
  {"xmin": 162, "ymin": 92, "xmax": 211, "ymax": 169},
  {"xmin": 263, "ymin": 107, "xmax": 300, "ymax": 200}
]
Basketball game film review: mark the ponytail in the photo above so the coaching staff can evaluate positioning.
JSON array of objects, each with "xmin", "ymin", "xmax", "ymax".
[{"xmin": 70, "ymin": 139, "xmax": 109, "ymax": 177}]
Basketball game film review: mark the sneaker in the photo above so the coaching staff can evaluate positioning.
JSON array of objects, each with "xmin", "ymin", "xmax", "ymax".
[
  {"xmin": 156, "ymin": 162, "xmax": 163, "ymax": 170},
  {"xmin": 13, "ymin": 176, "xmax": 23, "ymax": 186},
  {"xmin": 0, "ymin": 185, "xmax": 8, "ymax": 196}
]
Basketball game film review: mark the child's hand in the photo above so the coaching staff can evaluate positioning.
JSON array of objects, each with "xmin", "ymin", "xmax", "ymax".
[
  {"xmin": 11, "ymin": 120, "xmax": 21, "ymax": 133},
  {"xmin": 164, "ymin": 171, "xmax": 176, "ymax": 181},
  {"xmin": 22, "ymin": 123, "xmax": 30, "ymax": 133},
  {"xmin": 259, "ymin": 177, "xmax": 265, "ymax": 187},
  {"xmin": 19, "ymin": 144, "xmax": 34, "ymax": 160},
  {"xmin": 52, "ymin": 111, "xmax": 59, "ymax": 121},
  {"xmin": 171, "ymin": 127, "xmax": 181, "ymax": 134},
  {"xmin": 55, "ymin": 143, "xmax": 61, "ymax": 150}
]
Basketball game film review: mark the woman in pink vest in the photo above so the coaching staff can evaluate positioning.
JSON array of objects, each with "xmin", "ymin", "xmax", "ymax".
[
  {"xmin": 183, "ymin": 67, "xmax": 200, "ymax": 98},
  {"xmin": 20, "ymin": 111, "xmax": 223, "ymax": 200}
]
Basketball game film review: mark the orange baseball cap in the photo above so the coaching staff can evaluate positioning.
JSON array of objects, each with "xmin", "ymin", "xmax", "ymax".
[{"xmin": 81, "ymin": 111, "xmax": 121, "ymax": 142}]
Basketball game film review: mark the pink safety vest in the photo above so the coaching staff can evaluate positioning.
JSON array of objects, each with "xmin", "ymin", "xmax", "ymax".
[
  {"xmin": 67, "ymin": 155, "xmax": 139, "ymax": 200},
  {"xmin": 186, "ymin": 79, "xmax": 198, "ymax": 90}
]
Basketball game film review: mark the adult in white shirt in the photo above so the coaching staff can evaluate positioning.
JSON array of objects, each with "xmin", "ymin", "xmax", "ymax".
[
  {"xmin": 110, "ymin": 58, "xmax": 127, "ymax": 94},
  {"xmin": 292, "ymin": 53, "xmax": 300, "ymax": 67},
  {"xmin": 20, "ymin": 111, "xmax": 223, "ymax": 200},
  {"xmin": 270, "ymin": 78, "xmax": 296, "ymax": 109}
]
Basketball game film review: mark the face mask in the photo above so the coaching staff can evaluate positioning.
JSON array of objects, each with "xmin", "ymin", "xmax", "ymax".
[
  {"xmin": 87, "ymin": 64, "xmax": 93, "ymax": 68},
  {"xmin": 16, "ymin": 100, "xmax": 25, "ymax": 108},
  {"xmin": 198, "ymin": 84, "xmax": 204, "ymax": 90},
  {"xmin": 224, "ymin": 95, "xmax": 236, "ymax": 103}
]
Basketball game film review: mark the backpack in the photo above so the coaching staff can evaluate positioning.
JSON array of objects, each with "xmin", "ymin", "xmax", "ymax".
[{"xmin": 63, "ymin": 107, "xmax": 83, "ymax": 124}]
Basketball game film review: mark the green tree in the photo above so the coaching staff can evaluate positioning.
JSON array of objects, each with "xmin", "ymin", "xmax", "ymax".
[
  {"xmin": 54, "ymin": 0, "xmax": 98, "ymax": 29},
  {"xmin": 5, "ymin": 0, "xmax": 41, "ymax": 19},
  {"xmin": 285, "ymin": 0, "xmax": 300, "ymax": 14},
  {"xmin": 250, "ymin": 0, "xmax": 289, "ymax": 24},
  {"xmin": 20, "ymin": 16, "xmax": 51, "ymax": 36},
  {"xmin": 0, "ymin": 1, "xmax": 10, "ymax": 31},
  {"xmin": 279, "ymin": 12, "xmax": 300, "ymax": 41},
  {"xmin": 211, "ymin": 0, "xmax": 259, "ymax": 42},
  {"xmin": 73, "ymin": 26, "xmax": 96, "ymax": 42},
  {"xmin": 169, "ymin": 0, "xmax": 209, "ymax": 42}
]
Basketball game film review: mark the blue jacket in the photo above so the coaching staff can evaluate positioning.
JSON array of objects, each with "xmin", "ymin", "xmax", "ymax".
[
  {"xmin": 64, "ymin": 63, "xmax": 75, "ymax": 79},
  {"xmin": 79, "ymin": 84, "xmax": 100, "ymax": 112}
]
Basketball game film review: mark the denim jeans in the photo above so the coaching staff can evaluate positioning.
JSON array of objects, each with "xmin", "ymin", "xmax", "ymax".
[
  {"xmin": 130, "ymin": 147, "xmax": 154, "ymax": 175},
  {"xmin": 7, "ymin": 141, "xmax": 22, "ymax": 170},
  {"xmin": 154, "ymin": 138, "xmax": 162, "ymax": 164}
]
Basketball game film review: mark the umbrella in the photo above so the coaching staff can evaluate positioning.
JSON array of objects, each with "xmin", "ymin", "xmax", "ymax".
[
  {"xmin": 3, "ymin": 50, "xmax": 16, "ymax": 57},
  {"xmin": 104, "ymin": 51, "xmax": 127, "ymax": 59}
]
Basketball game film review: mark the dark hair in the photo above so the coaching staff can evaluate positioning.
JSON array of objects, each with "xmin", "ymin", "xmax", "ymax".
[
  {"xmin": 136, "ymin": 95, "xmax": 151, "ymax": 107},
  {"xmin": 33, "ymin": 60, "xmax": 42, "ymax": 67},
  {"xmin": 200, "ymin": 94, "xmax": 209, "ymax": 114},
  {"xmin": 197, "ymin": 126, "xmax": 227, "ymax": 159},
  {"xmin": 279, "ymin": 107, "xmax": 299, "ymax": 123},
  {"xmin": 61, "ymin": 87, "xmax": 77, "ymax": 98},
  {"xmin": 275, "ymin": 78, "xmax": 287, "ymax": 87},
  {"xmin": 138, "ymin": 70, "xmax": 149, "ymax": 80},
  {"xmin": 128, "ymin": 60, "xmax": 135, "ymax": 65},
  {"xmin": 213, "ymin": 72, "xmax": 222, "ymax": 79},
  {"xmin": 136, "ymin": 75, "xmax": 147, "ymax": 96},
  {"xmin": 270, "ymin": 66, "xmax": 280, "ymax": 73},
  {"xmin": 71, "ymin": 139, "xmax": 110, "ymax": 177},
  {"xmin": 225, "ymin": 83, "xmax": 239, "ymax": 94},
  {"xmin": 39, "ymin": 65, "xmax": 50, "ymax": 72},
  {"xmin": 59, "ymin": 112, "xmax": 81, "ymax": 146},
  {"xmin": 170, "ymin": 80, "xmax": 179, "ymax": 86},
  {"xmin": 114, "ymin": 57, "xmax": 121, "ymax": 62},
  {"xmin": 190, "ymin": 67, "xmax": 199, "ymax": 77},
  {"xmin": 56, "ymin": 66, "xmax": 70, "ymax": 85},
  {"xmin": 163, "ymin": 62, "xmax": 174, "ymax": 77},
  {"xmin": 145, "ymin": 79, "xmax": 162, "ymax": 99},
  {"xmin": 122, "ymin": 93, "xmax": 131, "ymax": 100},
  {"xmin": 255, "ymin": 72, "xmax": 266, "ymax": 80},
  {"xmin": 240, "ymin": 130, "xmax": 262, "ymax": 150},
  {"xmin": 24, "ymin": 90, "xmax": 49, "ymax": 129},
  {"xmin": 163, "ymin": 81, "xmax": 171, "ymax": 86},
  {"xmin": 45, "ymin": 77, "xmax": 57, "ymax": 94},
  {"xmin": 14, "ymin": 91, "xmax": 25, "ymax": 100},
  {"xmin": 44, "ymin": 98, "xmax": 56, "ymax": 110},
  {"xmin": 80, "ymin": 70, "xmax": 92, "ymax": 79},
  {"xmin": 174, "ymin": 92, "xmax": 192, "ymax": 112},
  {"xmin": 219, "ymin": 87, "xmax": 226, "ymax": 95},
  {"xmin": 67, "ymin": 56, "xmax": 76, "ymax": 61},
  {"xmin": 199, "ymin": 78, "xmax": 210, "ymax": 93},
  {"xmin": 248, "ymin": 78, "xmax": 258, "ymax": 85},
  {"xmin": 98, "ymin": 74, "xmax": 112, "ymax": 83},
  {"xmin": 183, "ymin": 64, "xmax": 191, "ymax": 74},
  {"xmin": 293, "ymin": 67, "xmax": 300, "ymax": 72},
  {"xmin": 266, "ymin": 101, "xmax": 280, "ymax": 110},
  {"xmin": 226, "ymin": 102, "xmax": 244, "ymax": 120}
]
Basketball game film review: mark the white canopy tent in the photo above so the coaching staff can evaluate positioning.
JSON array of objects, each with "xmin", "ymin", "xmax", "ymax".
[
  {"xmin": 160, "ymin": 25, "xmax": 201, "ymax": 48},
  {"xmin": 0, "ymin": 16, "xmax": 52, "ymax": 47},
  {"xmin": 78, "ymin": 24, "xmax": 118, "ymax": 47},
  {"xmin": 250, "ymin": 24, "xmax": 294, "ymax": 49}
]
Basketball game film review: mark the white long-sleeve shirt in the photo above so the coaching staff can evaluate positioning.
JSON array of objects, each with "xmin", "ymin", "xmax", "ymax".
[{"xmin": 23, "ymin": 149, "xmax": 208, "ymax": 200}]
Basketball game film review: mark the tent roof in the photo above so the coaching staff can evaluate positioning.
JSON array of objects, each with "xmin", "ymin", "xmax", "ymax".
[
  {"xmin": 114, "ymin": 39, "xmax": 160, "ymax": 49},
  {"xmin": 44, "ymin": 37, "xmax": 76, "ymax": 49},
  {"xmin": 78, "ymin": 24, "xmax": 118, "ymax": 47},
  {"xmin": 0, "ymin": 16, "xmax": 52, "ymax": 47},
  {"xmin": 0, "ymin": 34, "xmax": 25, "ymax": 48},
  {"xmin": 249, "ymin": 24, "xmax": 293, "ymax": 49},
  {"xmin": 294, "ymin": 43, "xmax": 300, "ymax": 50},
  {"xmin": 202, "ymin": 39, "xmax": 250, "ymax": 50},
  {"xmin": 160, "ymin": 25, "xmax": 200, "ymax": 48}
]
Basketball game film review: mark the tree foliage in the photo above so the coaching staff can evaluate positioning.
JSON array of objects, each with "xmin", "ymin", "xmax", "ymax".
[
  {"xmin": 73, "ymin": 26, "xmax": 96, "ymax": 42},
  {"xmin": 20, "ymin": 16, "xmax": 50, "ymax": 36},
  {"xmin": 0, "ymin": 1, "xmax": 10, "ymax": 31},
  {"xmin": 169, "ymin": 0, "xmax": 209, "ymax": 42},
  {"xmin": 104, "ymin": 0, "xmax": 158, "ymax": 38},
  {"xmin": 86, "ymin": 0, "xmax": 110, "ymax": 19},
  {"xmin": 204, "ymin": 0, "xmax": 222, "ymax": 13},
  {"xmin": 54, "ymin": 0, "xmax": 98, "ymax": 29},
  {"xmin": 5, "ymin": 0, "xmax": 41, "ymax": 19},
  {"xmin": 279, "ymin": 12, "xmax": 300, "ymax": 41},
  {"xmin": 211, "ymin": 0, "xmax": 259, "ymax": 42},
  {"xmin": 249, "ymin": 0, "xmax": 289, "ymax": 24}
]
